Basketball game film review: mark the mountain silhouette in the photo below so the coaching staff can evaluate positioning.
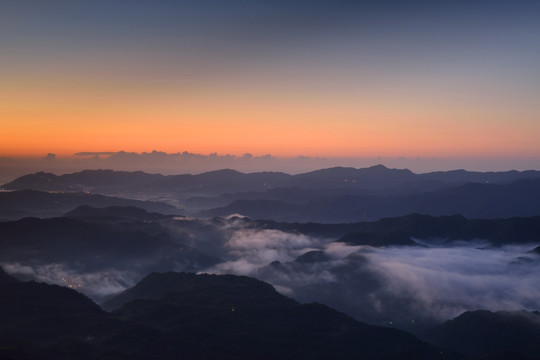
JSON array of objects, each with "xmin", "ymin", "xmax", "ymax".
[
  {"xmin": 64, "ymin": 205, "xmax": 170, "ymax": 222},
  {"xmin": 199, "ymin": 179, "xmax": 540, "ymax": 222},
  {"xmin": 0, "ymin": 268, "xmax": 461, "ymax": 360},
  {"xmin": 0, "ymin": 267, "xmax": 116, "ymax": 359},
  {"xmin": 333, "ymin": 214, "xmax": 540, "ymax": 246},
  {"xmin": 0, "ymin": 189, "xmax": 178, "ymax": 220},
  {"xmin": 104, "ymin": 272, "xmax": 459, "ymax": 360},
  {"xmin": 423, "ymin": 310, "xmax": 540, "ymax": 359},
  {"xmin": 0, "ymin": 217, "xmax": 218, "ymax": 275},
  {"xmin": 4, "ymin": 166, "xmax": 540, "ymax": 222},
  {"xmin": 4, "ymin": 165, "xmax": 539, "ymax": 200}
]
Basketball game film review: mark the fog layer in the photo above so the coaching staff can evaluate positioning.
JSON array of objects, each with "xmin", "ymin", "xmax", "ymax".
[
  {"xmin": 200, "ymin": 224, "xmax": 540, "ymax": 331},
  {"xmin": 3, "ymin": 217, "xmax": 538, "ymax": 332}
]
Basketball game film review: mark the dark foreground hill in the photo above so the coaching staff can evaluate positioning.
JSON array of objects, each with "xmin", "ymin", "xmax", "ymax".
[
  {"xmin": 0, "ymin": 269, "xmax": 121, "ymax": 360},
  {"xmin": 0, "ymin": 269, "xmax": 460, "ymax": 360},
  {"xmin": 422, "ymin": 310, "xmax": 540, "ymax": 360},
  {"xmin": 103, "ymin": 272, "xmax": 458, "ymax": 360}
]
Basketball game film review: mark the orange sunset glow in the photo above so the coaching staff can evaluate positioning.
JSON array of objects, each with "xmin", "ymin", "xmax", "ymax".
[{"xmin": 1, "ymin": 0, "xmax": 539, "ymax": 172}]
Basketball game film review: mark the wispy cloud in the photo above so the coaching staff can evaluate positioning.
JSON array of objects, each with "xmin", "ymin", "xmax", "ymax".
[
  {"xmin": 200, "ymin": 225, "xmax": 540, "ymax": 330},
  {"xmin": 1, "ymin": 262, "xmax": 135, "ymax": 300}
]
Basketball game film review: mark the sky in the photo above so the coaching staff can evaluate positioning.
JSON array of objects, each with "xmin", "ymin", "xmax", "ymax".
[{"xmin": 1, "ymin": 0, "xmax": 540, "ymax": 172}]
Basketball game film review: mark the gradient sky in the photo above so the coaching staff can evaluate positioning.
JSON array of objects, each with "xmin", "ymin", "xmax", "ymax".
[{"xmin": 1, "ymin": 0, "xmax": 539, "ymax": 161}]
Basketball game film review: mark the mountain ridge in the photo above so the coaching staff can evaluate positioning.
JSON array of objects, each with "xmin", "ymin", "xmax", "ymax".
[
  {"xmin": 4, "ymin": 165, "xmax": 539, "ymax": 195},
  {"xmin": 199, "ymin": 179, "xmax": 540, "ymax": 222},
  {"xmin": 422, "ymin": 310, "xmax": 540, "ymax": 359},
  {"xmin": 0, "ymin": 189, "xmax": 179, "ymax": 220},
  {"xmin": 0, "ymin": 268, "xmax": 461, "ymax": 360}
]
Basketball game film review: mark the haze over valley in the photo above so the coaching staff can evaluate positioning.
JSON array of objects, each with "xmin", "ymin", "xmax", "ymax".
[{"xmin": 1, "ymin": 165, "xmax": 540, "ymax": 359}]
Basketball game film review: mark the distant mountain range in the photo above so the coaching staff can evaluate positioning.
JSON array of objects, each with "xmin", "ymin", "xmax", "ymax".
[
  {"xmin": 2, "ymin": 165, "xmax": 539, "ymax": 359},
  {"xmin": 3, "ymin": 165, "xmax": 539, "ymax": 222},
  {"xmin": 198, "ymin": 179, "xmax": 540, "ymax": 222},
  {"xmin": 4, "ymin": 166, "xmax": 540, "ymax": 194}
]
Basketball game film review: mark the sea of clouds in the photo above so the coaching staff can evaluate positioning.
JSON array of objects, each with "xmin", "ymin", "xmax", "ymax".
[
  {"xmin": 2, "ymin": 218, "xmax": 539, "ymax": 332},
  {"xmin": 197, "ymin": 223, "xmax": 540, "ymax": 331}
]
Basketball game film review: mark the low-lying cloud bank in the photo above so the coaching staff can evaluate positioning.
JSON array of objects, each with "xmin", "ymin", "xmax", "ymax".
[
  {"xmin": 1, "ymin": 262, "xmax": 136, "ymax": 300},
  {"xmin": 200, "ymin": 226, "xmax": 540, "ymax": 331},
  {"xmin": 2, "ymin": 218, "xmax": 539, "ymax": 332}
]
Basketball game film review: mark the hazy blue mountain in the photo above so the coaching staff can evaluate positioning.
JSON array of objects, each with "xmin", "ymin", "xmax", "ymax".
[
  {"xmin": 4, "ymin": 166, "xmax": 540, "ymax": 221},
  {"xmin": 2, "ymin": 169, "xmax": 164, "ymax": 192},
  {"xmin": 199, "ymin": 179, "xmax": 540, "ymax": 222},
  {"xmin": 4, "ymin": 166, "xmax": 539, "ymax": 201},
  {"xmin": 422, "ymin": 310, "xmax": 540, "ymax": 359},
  {"xmin": 0, "ymin": 217, "xmax": 218, "ymax": 279},
  {"xmin": 182, "ymin": 180, "xmax": 453, "ymax": 212},
  {"xmin": 289, "ymin": 165, "xmax": 416, "ymax": 188},
  {"xmin": 332, "ymin": 214, "xmax": 540, "ymax": 246},
  {"xmin": 0, "ymin": 189, "xmax": 179, "ymax": 220},
  {"xmin": 416, "ymin": 168, "xmax": 540, "ymax": 184},
  {"xmin": 64, "ymin": 205, "xmax": 171, "ymax": 222},
  {"xmin": 2, "ymin": 168, "xmax": 291, "ymax": 195}
]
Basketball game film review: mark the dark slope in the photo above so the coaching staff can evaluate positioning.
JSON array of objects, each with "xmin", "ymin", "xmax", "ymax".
[
  {"xmin": 334, "ymin": 214, "xmax": 540, "ymax": 246},
  {"xmin": 0, "ymin": 267, "xmax": 150, "ymax": 360},
  {"xmin": 146, "ymin": 169, "xmax": 291, "ymax": 194},
  {"xmin": 183, "ymin": 186, "xmax": 369, "ymax": 212},
  {"xmin": 102, "ymin": 271, "xmax": 297, "ymax": 311},
  {"xmin": 0, "ymin": 268, "xmax": 117, "ymax": 356},
  {"xmin": 0, "ymin": 266, "xmax": 18, "ymax": 283},
  {"xmin": 337, "ymin": 231, "xmax": 418, "ymax": 246},
  {"xmin": 182, "ymin": 179, "xmax": 451, "ymax": 212},
  {"xmin": 2, "ymin": 169, "xmax": 291, "ymax": 195},
  {"xmin": 0, "ymin": 269, "xmax": 460, "ymax": 360},
  {"xmin": 1, "ymin": 170, "xmax": 164, "ymax": 192},
  {"xmin": 423, "ymin": 310, "xmax": 540, "ymax": 359},
  {"xmin": 104, "ymin": 272, "xmax": 458, "ymax": 360},
  {"xmin": 0, "ymin": 217, "xmax": 217, "ymax": 273},
  {"xmin": 5, "ymin": 166, "xmax": 540, "ymax": 220},
  {"xmin": 231, "ymin": 214, "xmax": 540, "ymax": 247},
  {"xmin": 200, "ymin": 179, "xmax": 540, "ymax": 222},
  {"xmin": 65, "ymin": 205, "xmax": 171, "ymax": 222},
  {"xmin": 0, "ymin": 189, "xmax": 178, "ymax": 220},
  {"xmin": 416, "ymin": 168, "xmax": 540, "ymax": 184},
  {"xmin": 289, "ymin": 165, "xmax": 416, "ymax": 188}
]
